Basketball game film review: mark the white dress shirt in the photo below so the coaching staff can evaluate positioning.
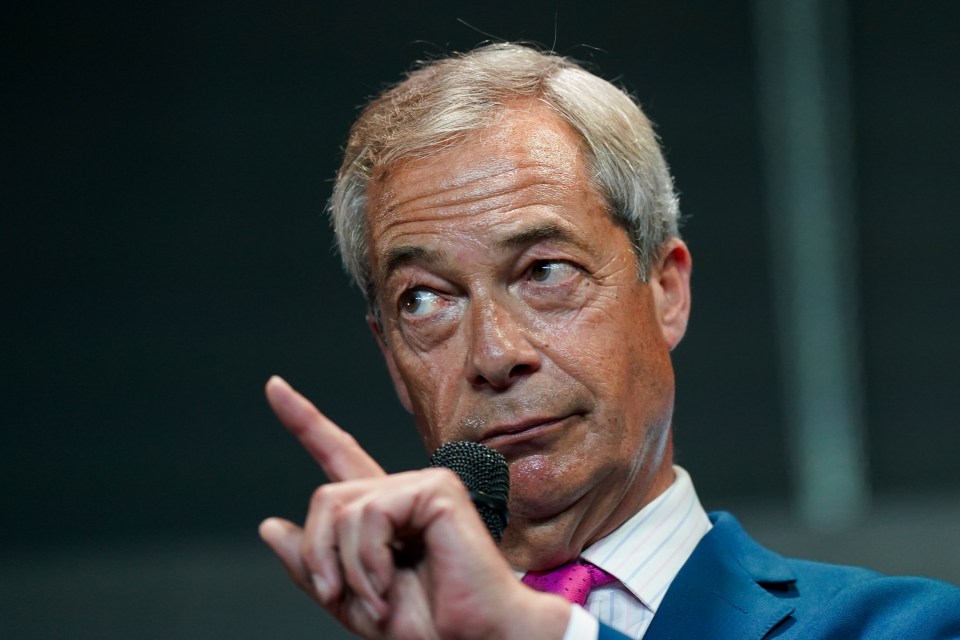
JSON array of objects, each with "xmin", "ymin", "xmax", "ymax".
[{"xmin": 560, "ymin": 466, "xmax": 712, "ymax": 639}]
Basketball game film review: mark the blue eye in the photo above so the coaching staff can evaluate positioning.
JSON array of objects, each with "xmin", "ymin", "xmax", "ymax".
[{"xmin": 399, "ymin": 288, "xmax": 442, "ymax": 316}]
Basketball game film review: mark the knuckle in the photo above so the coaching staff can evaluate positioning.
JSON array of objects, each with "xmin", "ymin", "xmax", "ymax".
[
  {"xmin": 339, "ymin": 430, "xmax": 361, "ymax": 450},
  {"xmin": 310, "ymin": 484, "xmax": 334, "ymax": 508},
  {"xmin": 339, "ymin": 500, "xmax": 365, "ymax": 526},
  {"xmin": 425, "ymin": 466, "xmax": 459, "ymax": 485},
  {"xmin": 425, "ymin": 467, "xmax": 468, "ymax": 496}
]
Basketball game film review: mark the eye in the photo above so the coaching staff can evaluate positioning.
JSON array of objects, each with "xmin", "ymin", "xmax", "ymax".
[
  {"xmin": 398, "ymin": 288, "xmax": 443, "ymax": 317},
  {"xmin": 529, "ymin": 260, "xmax": 576, "ymax": 283}
]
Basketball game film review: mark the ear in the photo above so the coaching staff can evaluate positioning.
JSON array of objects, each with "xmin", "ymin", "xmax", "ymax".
[
  {"xmin": 367, "ymin": 313, "xmax": 414, "ymax": 413},
  {"xmin": 649, "ymin": 238, "xmax": 692, "ymax": 351}
]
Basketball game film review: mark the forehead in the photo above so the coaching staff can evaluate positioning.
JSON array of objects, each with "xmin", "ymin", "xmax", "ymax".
[{"xmin": 365, "ymin": 105, "xmax": 607, "ymax": 269}]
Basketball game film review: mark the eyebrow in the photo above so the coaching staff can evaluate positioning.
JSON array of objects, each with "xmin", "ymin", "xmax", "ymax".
[
  {"xmin": 379, "ymin": 222, "xmax": 585, "ymax": 283},
  {"xmin": 380, "ymin": 245, "xmax": 444, "ymax": 283},
  {"xmin": 494, "ymin": 222, "xmax": 583, "ymax": 252}
]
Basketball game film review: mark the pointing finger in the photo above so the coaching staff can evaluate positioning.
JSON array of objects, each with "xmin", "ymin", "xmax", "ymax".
[{"xmin": 265, "ymin": 375, "xmax": 385, "ymax": 482}]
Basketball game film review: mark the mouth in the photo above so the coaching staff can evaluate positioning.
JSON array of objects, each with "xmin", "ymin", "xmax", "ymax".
[{"xmin": 478, "ymin": 414, "xmax": 576, "ymax": 455}]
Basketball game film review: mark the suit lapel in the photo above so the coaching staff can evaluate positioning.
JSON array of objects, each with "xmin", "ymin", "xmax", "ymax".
[{"xmin": 644, "ymin": 512, "xmax": 796, "ymax": 640}]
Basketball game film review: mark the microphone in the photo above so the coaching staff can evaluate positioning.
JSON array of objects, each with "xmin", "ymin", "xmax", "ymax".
[{"xmin": 430, "ymin": 441, "xmax": 510, "ymax": 541}]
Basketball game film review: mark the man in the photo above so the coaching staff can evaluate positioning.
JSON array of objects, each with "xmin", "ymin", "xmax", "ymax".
[{"xmin": 259, "ymin": 44, "xmax": 960, "ymax": 639}]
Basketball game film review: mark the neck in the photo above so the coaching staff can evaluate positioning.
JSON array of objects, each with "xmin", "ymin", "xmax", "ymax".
[{"xmin": 501, "ymin": 453, "xmax": 676, "ymax": 571}]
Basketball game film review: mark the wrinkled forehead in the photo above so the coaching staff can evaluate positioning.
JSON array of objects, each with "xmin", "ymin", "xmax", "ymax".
[{"xmin": 365, "ymin": 103, "xmax": 595, "ymax": 237}]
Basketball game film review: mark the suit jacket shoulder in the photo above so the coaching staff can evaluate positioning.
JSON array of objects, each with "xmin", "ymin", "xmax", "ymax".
[{"xmin": 644, "ymin": 511, "xmax": 960, "ymax": 640}]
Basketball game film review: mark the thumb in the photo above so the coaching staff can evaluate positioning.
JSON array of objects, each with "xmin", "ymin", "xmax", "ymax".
[{"xmin": 259, "ymin": 517, "xmax": 314, "ymax": 596}]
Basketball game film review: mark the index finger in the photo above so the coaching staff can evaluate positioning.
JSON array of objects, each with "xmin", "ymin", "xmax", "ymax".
[{"xmin": 266, "ymin": 375, "xmax": 385, "ymax": 481}]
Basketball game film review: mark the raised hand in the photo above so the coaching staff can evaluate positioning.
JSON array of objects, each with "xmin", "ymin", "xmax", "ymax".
[{"xmin": 258, "ymin": 376, "xmax": 569, "ymax": 640}]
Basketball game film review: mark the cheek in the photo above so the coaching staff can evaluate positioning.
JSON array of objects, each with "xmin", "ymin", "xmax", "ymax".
[
  {"xmin": 549, "ymin": 291, "xmax": 672, "ymax": 429},
  {"xmin": 396, "ymin": 346, "xmax": 465, "ymax": 447},
  {"xmin": 539, "ymin": 307, "xmax": 632, "ymax": 387},
  {"xmin": 509, "ymin": 413, "xmax": 626, "ymax": 515}
]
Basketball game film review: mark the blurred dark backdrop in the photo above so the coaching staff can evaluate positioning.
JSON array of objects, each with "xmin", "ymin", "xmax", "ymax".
[{"xmin": 2, "ymin": 1, "xmax": 958, "ymax": 638}]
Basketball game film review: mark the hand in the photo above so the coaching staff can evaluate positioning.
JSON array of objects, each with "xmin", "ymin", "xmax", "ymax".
[{"xmin": 258, "ymin": 376, "xmax": 570, "ymax": 640}]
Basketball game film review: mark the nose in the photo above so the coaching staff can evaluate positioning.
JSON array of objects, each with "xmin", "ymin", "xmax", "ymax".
[{"xmin": 465, "ymin": 296, "xmax": 541, "ymax": 391}]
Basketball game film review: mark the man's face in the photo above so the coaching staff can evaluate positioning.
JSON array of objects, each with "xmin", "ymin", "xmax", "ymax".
[{"xmin": 365, "ymin": 104, "xmax": 691, "ymax": 568}]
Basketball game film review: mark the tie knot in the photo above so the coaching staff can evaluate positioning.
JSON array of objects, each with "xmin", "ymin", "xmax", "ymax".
[{"xmin": 522, "ymin": 560, "xmax": 617, "ymax": 606}]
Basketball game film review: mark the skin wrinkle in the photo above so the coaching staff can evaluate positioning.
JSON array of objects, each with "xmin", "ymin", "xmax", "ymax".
[
  {"xmin": 377, "ymin": 218, "xmax": 598, "ymax": 328},
  {"xmin": 390, "ymin": 247, "xmax": 597, "ymax": 357},
  {"xmin": 365, "ymin": 104, "xmax": 689, "ymax": 571},
  {"xmin": 370, "ymin": 109, "xmax": 583, "ymax": 225},
  {"xmin": 372, "ymin": 177, "xmax": 578, "ymax": 244},
  {"xmin": 382, "ymin": 223, "xmax": 586, "ymax": 300},
  {"xmin": 367, "ymin": 134, "xmax": 601, "ymax": 313}
]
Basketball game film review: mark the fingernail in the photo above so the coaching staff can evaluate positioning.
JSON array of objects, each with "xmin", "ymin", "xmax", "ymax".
[{"xmin": 311, "ymin": 573, "xmax": 331, "ymax": 601}]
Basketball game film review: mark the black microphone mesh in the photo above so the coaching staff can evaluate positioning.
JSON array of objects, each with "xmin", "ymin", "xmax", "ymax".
[{"xmin": 430, "ymin": 441, "xmax": 510, "ymax": 541}]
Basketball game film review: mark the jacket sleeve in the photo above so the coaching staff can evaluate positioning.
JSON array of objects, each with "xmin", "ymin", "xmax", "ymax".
[{"xmin": 598, "ymin": 621, "xmax": 632, "ymax": 640}]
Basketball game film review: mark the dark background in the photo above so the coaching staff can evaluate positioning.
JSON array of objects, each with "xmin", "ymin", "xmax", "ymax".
[{"xmin": 2, "ymin": 1, "xmax": 958, "ymax": 638}]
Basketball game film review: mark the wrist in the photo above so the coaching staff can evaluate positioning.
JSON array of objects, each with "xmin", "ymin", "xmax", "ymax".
[{"xmin": 493, "ymin": 588, "xmax": 572, "ymax": 640}]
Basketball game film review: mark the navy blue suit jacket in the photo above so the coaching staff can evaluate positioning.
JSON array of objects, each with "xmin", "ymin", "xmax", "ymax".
[{"xmin": 597, "ymin": 512, "xmax": 960, "ymax": 639}]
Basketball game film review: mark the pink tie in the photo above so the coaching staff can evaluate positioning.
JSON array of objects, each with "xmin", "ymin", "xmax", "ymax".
[{"xmin": 522, "ymin": 560, "xmax": 617, "ymax": 606}]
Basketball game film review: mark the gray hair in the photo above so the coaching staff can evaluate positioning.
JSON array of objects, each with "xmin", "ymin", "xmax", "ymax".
[{"xmin": 328, "ymin": 43, "xmax": 680, "ymax": 304}]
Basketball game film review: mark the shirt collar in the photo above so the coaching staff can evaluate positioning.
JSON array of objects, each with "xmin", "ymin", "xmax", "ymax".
[{"xmin": 580, "ymin": 465, "xmax": 712, "ymax": 612}]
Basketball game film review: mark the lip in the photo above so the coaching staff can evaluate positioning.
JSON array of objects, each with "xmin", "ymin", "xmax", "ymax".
[{"xmin": 479, "ymin": 415, "xmax": 575, "ymax": 454}]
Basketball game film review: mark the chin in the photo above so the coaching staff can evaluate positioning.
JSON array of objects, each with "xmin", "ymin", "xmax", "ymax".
[{"xmin": 506, "ymin": 471, "xmax": 584, "ymax": 522}]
